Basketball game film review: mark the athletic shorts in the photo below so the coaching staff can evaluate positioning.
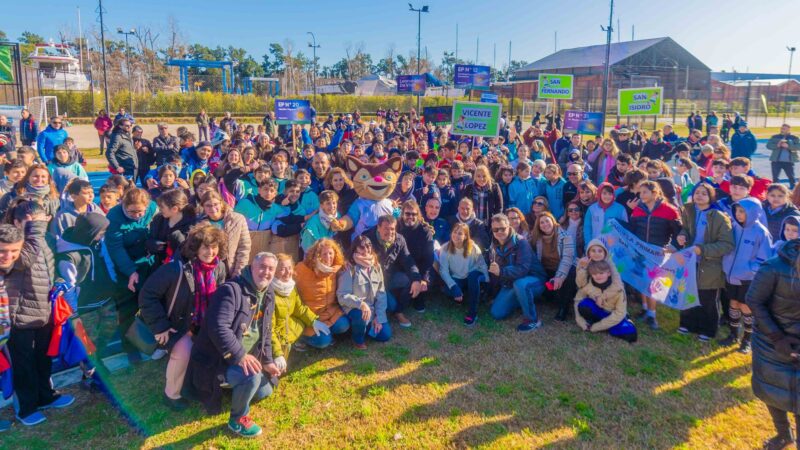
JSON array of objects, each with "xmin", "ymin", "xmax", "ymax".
[{"xmin": 725, "ymin": 281, "xmax": 751, "ymax": 302}]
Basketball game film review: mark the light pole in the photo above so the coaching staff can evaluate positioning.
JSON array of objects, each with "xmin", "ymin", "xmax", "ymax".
[
  {"xmin": 97, "ymin": 0, "xmax": 110, "ymax": 113},
  {"xmin": 784, "ymin": 46, "xmax": 796, "ymax": 122},
  {"xmin": 600, "ymin": 0, "xmax": 614, "ymax": 132},
  {"xmin": 307, "ymin": 32, "xmax": 320, "ymax": 105},
  {"xmin": 409, "ymin": 3, "xmax": 429, "ymax": 113},
  {"xmin": 117, "ymin": 27, "xmax": 136, "ymax": 113}
]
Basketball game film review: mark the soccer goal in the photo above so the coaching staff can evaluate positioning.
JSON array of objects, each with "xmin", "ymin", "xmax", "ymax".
[
  {"xmin": 522, "ymin": 101, "xmax": 552, "ymax": 124},
  {"xmin": 27, "ymin": 96, "xmax": 59, "ymax": 128}
]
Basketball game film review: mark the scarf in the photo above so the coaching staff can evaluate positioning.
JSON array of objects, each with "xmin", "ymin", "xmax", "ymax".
[
  {"xmin": 472, "ymin": 184, "xmax": 490, "ymax": 222},
  {"xmin": 353, "ymin": 253, "xmax": 374, "ymax": 268},
  {"xmin": 539, "ymin": 232, "xmax": 560, "ymax": 272},
  {"xmin": 458, "ymin": 210, "xmax": 477, "ymax": 227},
  {"xmin": 315, "ymin": 261, "xmax": 339, "ymax": 274},
  {"xmin": 192, "ymin": 258, "xmax": 219, "ymax": 327},
  {"xmin": 272, "ymin": 278, "xmax": 296, "ymax": 297},
  {"xmin": 0, "ymin": 273, "xmax": 9, "ymax": 350},
  {"xmin": 26, "ymin": 182, "xmax": 50, "ymax": 197},
  {"xmin": 591, "ymin": 275, "xmax": 613, "ymax": 291},
  {"xmin": 319, "ymin": 209, "xmax": 338, "ymax": 229}
]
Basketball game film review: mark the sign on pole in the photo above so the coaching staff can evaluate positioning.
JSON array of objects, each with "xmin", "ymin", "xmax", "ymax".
[
  {"xmin": 275, "ymin": 99, "xmax": 312, "ymax": 124},
  {"xmin": 537, "ymin": 74, "xmax": 574, "ymax": 99},
  {"xmin": 563, "ymin": 110, "xmax": 603, "ymax": 134},
  {"xmin": 423, "ymin": 106, "xmax": 453, "ymax": 126},
  {"xmin": 453, "ymin": 64, "xmax": 491, "ymax": 90},
  {"xmin": 480, "ymin": 92, "xmax": 498, "ymax": 103},
  {"xmin": 618, "ymin": 87, "xmax": 663, "ymax": 116},
  {"xmin": 451, "ymin": 101, "xmax": 502, "ymax": 137},
  {"xmin": 397, "ymin": 75, "xmax": 426, "ymax": 95}
]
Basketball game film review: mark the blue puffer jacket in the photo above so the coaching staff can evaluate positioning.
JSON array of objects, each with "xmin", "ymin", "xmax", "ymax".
[
  {"xmin": 508, "ymin": 176, "xmax": 540, "ymax": 215},
  {"xmin": 541, "ymin": 177, "xmax": 567, "ymax": 220},
  {"xmin": 35, "ymin": 125, "xmax": 68, "ymax": 162},
  {"xmin": 723, "ymin": 198, "xmax": 773, "ymax": 285}
]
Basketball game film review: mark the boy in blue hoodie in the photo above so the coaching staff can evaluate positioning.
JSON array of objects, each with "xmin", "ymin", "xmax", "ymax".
[
  {"xmin": 294, "ymin": 169, "xmax": 320, "ymax": 216},
  {"xmin": 720, "ymin": 198, "xmax": 773, "ymax": 353},
  {"xmin": 772, "ymin": 216, "xmax": 800, "ymax": 255},
  {"xmin": 508, "ymin": 161, "xmax": 540, "ymax": 215},
  {"xmin": 48, "ymin": 144, "xmax": 89, "ymax": 192},
  {"xmin": 179, "ymin": 141, "xmax": 212, "ymax": 180}
]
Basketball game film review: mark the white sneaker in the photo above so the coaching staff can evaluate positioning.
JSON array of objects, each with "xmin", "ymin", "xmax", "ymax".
[{"xmin": 151, "ymin": 349, "xmax": 168, "ymax": 361}]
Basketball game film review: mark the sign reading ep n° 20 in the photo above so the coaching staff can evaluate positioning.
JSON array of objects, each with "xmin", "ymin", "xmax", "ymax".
[
  {"xmin": 275, "ymin": 99, "xmax": 312, "ymax": 124},
  {"xmin": 451, "ymin": 101, "xmax": 502, "ymax": 137}
]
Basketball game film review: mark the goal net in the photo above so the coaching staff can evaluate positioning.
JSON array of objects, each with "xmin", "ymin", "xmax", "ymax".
[
  {"xmin": 522, "ymin": 101, "xmax": 552, "ymax": 124},
  {"xmin": 27, "ymin": 96, "xmax": 59, "ymax": 128}
]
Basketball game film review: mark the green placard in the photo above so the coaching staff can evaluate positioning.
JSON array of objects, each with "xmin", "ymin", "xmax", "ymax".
[
  {"xmin": 451, "ymin": 101, "xmax": 502, "ymax": 137},
  {"xmin": 618, "ymin": 87, "xmax": 663, "ymax": 116},
  {"xmin": 0, "ymin": 47, "xmax": 13, "ymax": 84},
  {"xmin": 537, "ymin": 74, "xmax": 573, "ymax": 99}
]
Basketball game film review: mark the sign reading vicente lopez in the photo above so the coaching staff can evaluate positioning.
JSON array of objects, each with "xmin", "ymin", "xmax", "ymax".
[
  {"xmin": 423, "ymin": 106, "xmax": 453, "ymax": 126},
  {"xmin": 537, "ymin": 74, "xmax": 574, "ymax": 99},
  {"xmin": 618, "ymin": 87, "xmax": 664, "ymax": 116},
  {"xmin": 451, "ymin": 101, "xmax": 502, "ymax": 138},
  {"xmin": 563, "ymin": 110, "xmax": 604, "ymax": 134},
  {"xmin": 453, "ymin": 64, "xmax": 491, "ymax": 90},
  {"xmin": 397, "ymin": 75, "xmax": 426, "ymax": 95},
  {"xmin": 275, "ymin": 99, "xmax": 312, "ymax": 124}
]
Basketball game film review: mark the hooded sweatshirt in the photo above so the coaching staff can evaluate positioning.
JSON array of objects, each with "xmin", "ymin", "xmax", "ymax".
[
  {"xmin": 773, "ymin": 215, "xmax": 800, "ymax": 255},
  {"xmin": 584, "ymin": 183, "xmax": 628, "ymax": 246},
  {"xmin": 575, "ymin": 239, "xmax": 623, "ymax": 289},
  {"xmin": 723, "ymin": 198, "xmax": 774, "ymax": 285},
  {"xmin": 48, "ymin": 148, "xmax": 89, "ymax": 192},
  {"xmin": 50, "ymin": 199, "xmax": 103, "ymax": 238}
]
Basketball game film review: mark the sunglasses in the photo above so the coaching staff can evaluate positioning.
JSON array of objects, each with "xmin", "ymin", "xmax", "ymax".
[
  {"xmin": 533, "ymin": 201, "xmax": 546, "ymax": 206},
  {"xmin": 52, "ymin": 121, "xmax": 62, "ymax": 125},
  {"xmin": 491, "ymin": 227, "xmax": 508, "ymax": 233},
  {"xmin": 567, "ymin": 172, "xmax": 580, "ymax": 176},
  {"xmin": 403, "ymin": 212, "xmax": 418, "ymax": 217},
  {"xmin": 568, "ymin": 208, "xmax": 581, "ymax": 213}
]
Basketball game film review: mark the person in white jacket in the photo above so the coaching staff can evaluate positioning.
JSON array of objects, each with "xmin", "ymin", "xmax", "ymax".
[{"xmin": 438, "ymin": 223, "xmax": 489, "ymax": 326}]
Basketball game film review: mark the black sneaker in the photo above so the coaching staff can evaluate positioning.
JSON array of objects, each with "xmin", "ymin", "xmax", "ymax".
[
  {"xmin": 738, "ymin": 339, "xmax": 752, "ymax": 355},
  {"xmin": 163, "ymin": 394, "xmax": 190, "ymax": 412},
  {"xmin": 763, "ymin": 434, "xmax": 794, "ymax": 450},
  {"xmin": 635, "ymin": 310, "xmax": 648, "ymax": 321},
  {"xmin": 516, "ymin": 319, "xmax": 542, "ymax": 332},
  {"xmin": 718, "ymin": 333, "xmax": 739, "ymax": 347},
  {"xmin": 554, "ymin": 308, "xmax": 568, "ymax": 322},
  {"xmin": 463, "ymin": 315, "xmax": 477, "ymax": 327},
  {"xmin": 677, "ymin": 327, "xmax": 689, "ymax": 335},
  {"xmin": 414, "ymin": 306, "xmax": 426, "ymax": 313},
  {"xmin": 645, "ymin": 316, "xmax": 659, "ymax": 330}
]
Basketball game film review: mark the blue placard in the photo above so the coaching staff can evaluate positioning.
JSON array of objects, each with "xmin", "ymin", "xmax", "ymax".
[
  {"xmin": 397, "ymin": 75, "xmax": 426, "ymax": 95},
  {"xmin": 454, "ymin": 64, "xmax": 491, "ymax": 90},
  {"xmin": 480, "ymin": 92, "xmax": 498, "ymax": 103},
  {"xmin": 563, "ymin": 110, "xmax": 603, "ymax": 134},
  {"xmin": 275, "ymin": 99, "xmax": 312, "ymax": 124}
]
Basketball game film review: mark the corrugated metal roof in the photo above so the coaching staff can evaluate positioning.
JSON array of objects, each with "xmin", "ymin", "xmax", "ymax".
[{"xmin": 517, "ymin": 37, "xmax": 668, "ymax": 72}]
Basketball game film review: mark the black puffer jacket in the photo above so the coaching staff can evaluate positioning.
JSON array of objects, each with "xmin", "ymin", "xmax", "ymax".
[
  {"xmin": 106, "ymin": 130, "xmax": 137, "ymax": 173},
  {"xmin": 138, "ymin": 259, "xmax": 226, "ymax": 348},
  {"xmin": 7, "ymin": 221, "xmax": 55, "ymax": 329},
  {"xmin": 747, "ymin": 239, "xmax": 800, "ymax": 413}
]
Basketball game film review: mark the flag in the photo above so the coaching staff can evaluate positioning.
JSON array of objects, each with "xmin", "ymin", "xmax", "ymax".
[{"xmin": 0, "ymin": 46, "xmax": 13, "ymax": 84}]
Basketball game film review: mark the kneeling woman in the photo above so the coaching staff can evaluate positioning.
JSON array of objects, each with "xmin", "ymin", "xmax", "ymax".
[
  {"xmin": 295, "ymin": 238, "xmax": 350, "ymax": 348},
  {"xmin": 270, "ymin": 254, "xmax": 331, "ymax": 373},
  {"xmin": 138, "ymin": 223, "xmax": 227, "ymax": 410},
  {"xmin": 574, "ymin": 260, "xmax": 637, "ymax": 342},
  {"xmin": 337, "ymin": 236, "xmax": 392, "ymax": 349},
  {"xmin": 439, "ymin": 223, "xmax": 489, "ymax": 326}
]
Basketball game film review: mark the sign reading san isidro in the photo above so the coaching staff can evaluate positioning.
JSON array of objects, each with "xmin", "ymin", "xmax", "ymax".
[
  {"xmin": 618, "ymin": 87, "xmax": 664, "ymax": 116},
  {"xmin": 537, "ymin": 74, "xmax": 574, "ymax": 99},
  {"xmin": 451, "ymin": 100, "xmax": 502, "ymax": 137}
]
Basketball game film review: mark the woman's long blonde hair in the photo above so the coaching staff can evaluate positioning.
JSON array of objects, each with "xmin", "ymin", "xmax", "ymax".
[{"xmin": 447, "ymin": 222, "xmax": 473, "ymax": 258}]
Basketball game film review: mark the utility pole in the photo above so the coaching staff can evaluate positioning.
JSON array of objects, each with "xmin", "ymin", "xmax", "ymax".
[
  {"xmin": 784, "ymin": 46, "xmax": 796, "ymax": 122},
  {"xmin": 507, "ymin": 41, "xmax": 512, "ymax": 81},
  {"xmin": 97, "ymin": 0, "xmax": 110, "ymax": 114},
  {"xmin": 455, "ymin": 23, "xmax": 459, "ymax": 61},
  {"xmin": 77, "ymin": 7, "xmax": 84, "ymax": 72},
  {"xmin": 118, "ymin": 28, "xmax": 136, "ymax": 112},
  {"xmin": 409, "ymin": 4, "xmax": 429, "ymax": 113},
  {"xmin": 307, "ymin": 32, "xmax": 320, "ymax": 105},
  {"xmin": 600, "ymin": 0, "xmax": 614, "ymax": 131}
]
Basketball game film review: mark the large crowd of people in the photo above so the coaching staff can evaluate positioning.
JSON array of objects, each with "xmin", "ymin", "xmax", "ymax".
[{"xmin": 0, "ymin": 106, "xmax": 799, "ymax": 446}]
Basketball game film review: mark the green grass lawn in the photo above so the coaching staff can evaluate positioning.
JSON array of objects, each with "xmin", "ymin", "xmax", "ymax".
[{"xmin": 0, "ymin": 296, "xmax": 773, "ymax": 449}]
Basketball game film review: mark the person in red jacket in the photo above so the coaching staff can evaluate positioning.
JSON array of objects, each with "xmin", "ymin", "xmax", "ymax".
[
  {"xmin": 94, "ymin": 110, "xmax": 113, "ymax": 156},
  {"xmin": 720, "ymin": 157, "xmax": 771, "ymax": 201}
]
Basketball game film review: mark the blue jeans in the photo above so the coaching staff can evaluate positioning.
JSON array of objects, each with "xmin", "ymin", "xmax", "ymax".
[
  {"xmin": 489, "ymin": 276, "xmax": 545, "ymax": 322},
  {"xmin": 386, "ymin": 272, "xmax": 412, "ymax": 313},
  {"xmin": 577, "ymin": 298, "xmax": 638, "ymax": 343},
  {"xmin": 347, "ymin": 309, "xmax": 392, "ymax": 345},
  {"xmin": 447, "ymin": 271, "xmax": 486, "ymax": 317},
  {"xmin": 225, "ymin": 365, "xmax": 273, "ymax": 421},
  {"xmin": 304, "ymin": 315, "xmax": 350, "ymax": 348}
]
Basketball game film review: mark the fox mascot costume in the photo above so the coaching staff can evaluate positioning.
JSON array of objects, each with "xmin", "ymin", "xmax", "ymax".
[{"xmin": 333, "ymin": 156, "xmax": 403, "ymax": 238}]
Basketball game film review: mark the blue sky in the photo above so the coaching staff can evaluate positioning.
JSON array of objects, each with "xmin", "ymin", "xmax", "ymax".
[{"xmin": 4, "ymin": 0, "xmax": 799, "ymax": 73}]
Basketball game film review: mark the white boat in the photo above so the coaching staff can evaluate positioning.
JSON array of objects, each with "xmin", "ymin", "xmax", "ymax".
[{"xmin": 28, "ymin": 42, "xmax": 91, "ymax": 91}]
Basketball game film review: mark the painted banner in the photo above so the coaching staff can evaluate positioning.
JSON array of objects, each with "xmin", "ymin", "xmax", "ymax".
[
  {"xmin": 453, "ymin": 64, "xmax": 491, "ymax": 90},
  {"xmin": 0, "ymin": 47, "xmax": 13, "ymax": 84},
  {"xmin": 618, "ymin": 87, "xmax": 663, "ymax": 116},
  {"xmin": 600, "ymin": 219, "xmax": 699, "ymax": 310},
  {"xmin": 480, "ymin": 92, "xmax": 498, "ymax": 103},
  {"xmin": 451, "ymin": 101, "xmax": 502, "ymax": 137},
  {"xmin": 538, "ymin": 74, "xmax": 574, "ymax": 99},
  {"xmin": 423, "ymin": 106, "xmax": 452, "ymax": 126},
  {"xmin": 397, "ymin": 75, "xmax": 426, "ymax": 95},
  {"xmin": 563, "ymin": 110, "xmax": 603, "ymax": 134},
  {"xmin": 275, "ymin": 99, "xmax": 312, "ymax": 124}
]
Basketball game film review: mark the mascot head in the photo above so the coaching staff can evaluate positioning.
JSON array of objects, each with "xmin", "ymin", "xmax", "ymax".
[{"xmin": 346, "ymin": 156, "xmax": 402, "ymax": 201}]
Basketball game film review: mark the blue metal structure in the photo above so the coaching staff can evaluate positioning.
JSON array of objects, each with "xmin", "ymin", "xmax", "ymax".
[
  {"xmin": 242, "ymin": 77, "xmax": 281, "ymax": 96},
  {"xmin": 166, "ymin": 59, "xmax": 235, "ymax": 93}
]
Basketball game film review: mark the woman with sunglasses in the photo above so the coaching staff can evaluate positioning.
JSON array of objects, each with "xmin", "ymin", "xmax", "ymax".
[
  {"xmin": 336, "ymin": 236, "xmax": 391, "ymax": 349},
  {"xmin": 530, "ymin": 212, "xmax": 577, "ymax": 321},
  {"xmin": 560, "ymin": 201, "xmax": 586, "ymax": 259},
  {"xmin": 505, "ymin": 207, "xmax": 530, "ymax": 240}
]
